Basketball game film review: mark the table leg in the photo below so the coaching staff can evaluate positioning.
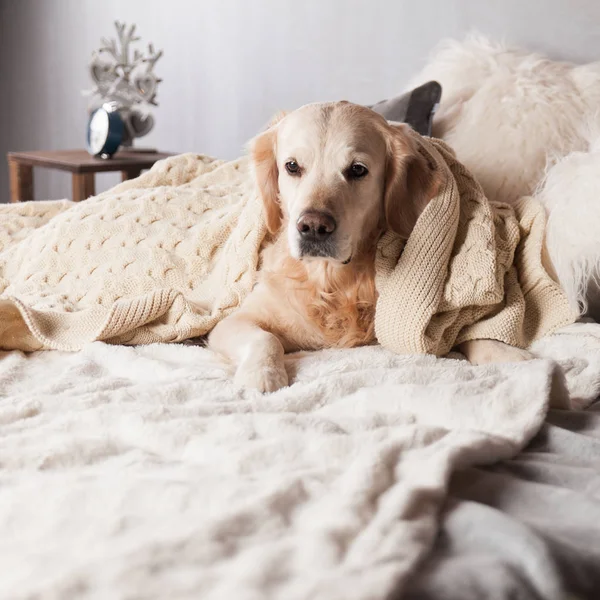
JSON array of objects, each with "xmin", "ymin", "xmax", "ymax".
[
  {"xmin": 121, "ymin": 168, "xmax": 142, "ymax": 183},
  {"xmin": 8, "ymin": 159, "xmax": 34, "ymax": 202},
  {"xmin": 72, "ymin": 173, "xmax": 95, "ymax": 202}
]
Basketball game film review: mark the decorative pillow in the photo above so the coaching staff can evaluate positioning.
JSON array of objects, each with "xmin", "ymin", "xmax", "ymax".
[{"xmin": 369, "ymin": 81, "xmax": 442, "ymax": 136}]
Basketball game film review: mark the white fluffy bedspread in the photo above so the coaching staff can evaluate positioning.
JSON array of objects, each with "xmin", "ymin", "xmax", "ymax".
[{"xmin": 2, "ymin": 323, "xmax": 600, "ymax": 599}]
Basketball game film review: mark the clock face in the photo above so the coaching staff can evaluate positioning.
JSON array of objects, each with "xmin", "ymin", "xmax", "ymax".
[{"xmin": 87, "ymin": 109, "xmax": 110, "ymax": 155}]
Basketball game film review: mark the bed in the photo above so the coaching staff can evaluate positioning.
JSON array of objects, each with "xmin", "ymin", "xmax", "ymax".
[{"xmin": 2, "ymin": 37, "xmax": 600, "ymax": 600}]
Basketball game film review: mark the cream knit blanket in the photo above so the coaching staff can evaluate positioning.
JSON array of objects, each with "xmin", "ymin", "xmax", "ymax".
[
  {"xmin": 0, "ymin": 141, "xmax": 575, "ymax": 354},
  {"xmin": 0, "ymin": 154, "xmax": 266, "ymax": 351},
  {"xmin": 375, "ymin": 133, "xmax": 577, "ymax": 355}
]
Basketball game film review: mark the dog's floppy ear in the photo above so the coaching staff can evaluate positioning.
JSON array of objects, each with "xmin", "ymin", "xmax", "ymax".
[
  {"xmin": 383, "ymin": 123, "xmax": 438, "ymax": 239},
  {"xmin": 249, "ymin": 112, "xmax": 287, "ymax": 235}
]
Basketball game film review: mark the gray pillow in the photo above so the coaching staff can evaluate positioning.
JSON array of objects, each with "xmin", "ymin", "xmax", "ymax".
[{"xmin": 369, "ymin": 81, "xmax": 442, "ymax": 136}]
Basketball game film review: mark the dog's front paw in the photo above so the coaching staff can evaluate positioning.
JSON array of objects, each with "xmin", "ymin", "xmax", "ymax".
[
  {"xmin": 234, "ymin": 358, "xmax": 289, "ymax": 393},
  {"xmin": 459, "ymin": 339, "xmax": 534, "ymax": 365},
  {"xmin": 492, "ymin": 346, "xmax": 533, "ymax": 363}
]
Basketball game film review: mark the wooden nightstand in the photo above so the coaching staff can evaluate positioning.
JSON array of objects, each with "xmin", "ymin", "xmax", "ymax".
[{"xmin": 7, "ymin": 149, "xmax": 174, "ymax": 202}]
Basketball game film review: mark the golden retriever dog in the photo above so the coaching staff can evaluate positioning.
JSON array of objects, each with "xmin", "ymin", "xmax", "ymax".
[{"xmin": 208, "ymin": 102, "xmax": 532, "ymax": 392}]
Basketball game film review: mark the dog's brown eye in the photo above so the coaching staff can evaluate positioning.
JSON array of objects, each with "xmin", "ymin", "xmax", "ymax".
[
  {"xmin": 348, "ymin": 163, "xmax": 368, "ymax": 179},
  {"xmin": 285, "ymin": 160, "xmax": 301, "ymax": 175}
]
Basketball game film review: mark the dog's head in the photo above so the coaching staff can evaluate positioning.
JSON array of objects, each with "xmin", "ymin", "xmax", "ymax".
[{"xmin": 250, "ymin": 101, "xmax": 437, "ymax": 263}]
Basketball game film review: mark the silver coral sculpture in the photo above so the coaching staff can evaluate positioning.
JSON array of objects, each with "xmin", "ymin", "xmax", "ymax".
[{"xmin": 83, "ymin": 21, "xmax": 163, "ymax": 146}]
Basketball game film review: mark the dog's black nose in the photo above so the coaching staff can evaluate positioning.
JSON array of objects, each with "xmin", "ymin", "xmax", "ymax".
[{"xmin": 296, "ymin": 211, "xmax": 336, "ymax": 240}]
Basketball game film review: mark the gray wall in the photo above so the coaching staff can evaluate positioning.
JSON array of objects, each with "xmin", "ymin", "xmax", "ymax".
[{"xmin": 1, "ymin": 0, "xmax": 600, "ymax": 203}]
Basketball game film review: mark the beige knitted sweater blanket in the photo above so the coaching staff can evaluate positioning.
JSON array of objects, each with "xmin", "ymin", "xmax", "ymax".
[
  {"xmin": 0, "ymin": 140, "xmax": 575, "ymax": 354},
  {"xmin": 374, "ymin": 133, "xmax": 577, "ymax": 355}
]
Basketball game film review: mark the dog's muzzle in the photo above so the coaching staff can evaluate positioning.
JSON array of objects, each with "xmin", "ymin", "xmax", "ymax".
[{"xmin": 296, "ymin": 210, "xmax": 338, "ymax": 258}]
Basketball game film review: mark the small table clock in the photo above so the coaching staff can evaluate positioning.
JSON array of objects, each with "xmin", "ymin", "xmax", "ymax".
[{"xmin": 86, "ymin": 103, "xmax": 124, "ymax": 158}]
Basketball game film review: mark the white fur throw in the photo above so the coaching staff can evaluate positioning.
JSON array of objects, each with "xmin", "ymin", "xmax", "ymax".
[
  {"xmin": 3, "ymin": 322, "xmax": 600, "ymax": 599},
  {"xmin": 409, "ymin": 35, "xmax": 600, "ymax": 205}
]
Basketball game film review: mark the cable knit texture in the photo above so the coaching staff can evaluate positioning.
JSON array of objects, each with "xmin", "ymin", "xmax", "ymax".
[
  {"xmin": 375, "ymin": 132, "xmax": 577, "ymax": 355},
  {"xmin": 0, "ymin": 141, "xmax": 575, "ymax": 353},
  {"xmin": 0, "ymin": 154, "xmax": 266, "ymax": 351}
]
